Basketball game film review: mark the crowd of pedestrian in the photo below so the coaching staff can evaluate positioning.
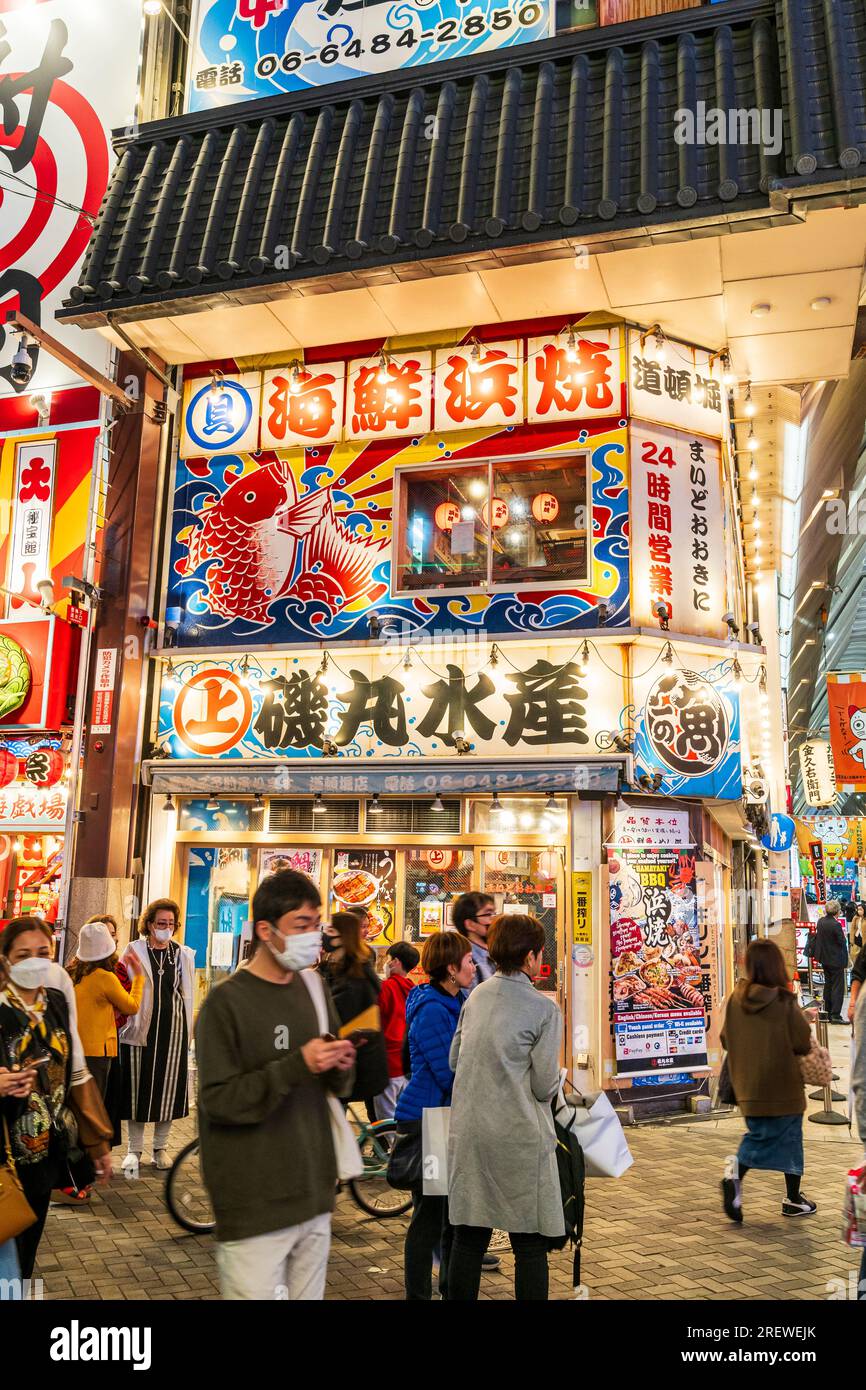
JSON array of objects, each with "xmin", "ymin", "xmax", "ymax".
[{"xmin": 1, "ymin": 875, "xmax": 865, "ymax": 1301}]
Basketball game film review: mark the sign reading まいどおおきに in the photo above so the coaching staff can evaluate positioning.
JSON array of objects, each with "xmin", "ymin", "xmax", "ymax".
[
  {"xmin": 186, "ymin": 0, "xmax": 553, "ymax": 111},
  {"xmin": 159, "ymin": 643, "xmax": 626, "ymax": 761}
]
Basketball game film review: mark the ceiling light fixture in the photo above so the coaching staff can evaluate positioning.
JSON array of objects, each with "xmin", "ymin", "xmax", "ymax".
[
  {"xmin": 744, "ymin": 381, "xmax": 756, "ymax": 417},
  {"xmin": 313, "ymin": 793, "xmax": 327, "ymax": 815},
  {"xmin": 252, "ymin": 792, "xmax": 264, "ymax": 813},
  {"xmin": 162, "ymin": 794, "xmax": 175, "ymax": 812},
  {"xmin": 545, "ymin": 793, "xmax": 560, "ymax": 812},
  {"xmin": 490, "ymin": 792, "xmax": 502, "ymax": 814},
  {"xmin": 751, "ymin": 301, "xmax": 771, "ymax": 317},
  {"xmin": 430, "ymin": 792, "xmax": 445, "ymax": 813},
  {"xmin": 288, "ymin": 359, "xmax": 303, "ymax": 394},
  {"xmin": 368, "ymin": 792, "xmax": 383, "ymax": 816},
  {"xmin": 577, "ymin": 640, "xmax": 590, "ymax": 677},
  {"xmin": 206, "ymin": 795, "xmax": 220, "ymax": 811},
  {"xmin": 376, "ymin": 349, "xmax": 391, "ymax": 384}
]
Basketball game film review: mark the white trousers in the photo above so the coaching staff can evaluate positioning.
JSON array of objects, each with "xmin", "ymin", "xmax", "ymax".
[
  {"xmin": 127, "ymin": 1119, "xmax": 173, "ymax": 1155},
  {"xmin": 216, "ymin": 1212, "xmax": 332, "ymax": 1301},
  {"xmin": 374, "ymin": 1076, "xmax": 406, "ymax": 1120}
]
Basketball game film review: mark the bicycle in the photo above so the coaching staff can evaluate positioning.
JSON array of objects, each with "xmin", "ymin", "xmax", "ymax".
[{"xmin": 165, "ymin": 1109, "xmax": 411, "ymax": 1234}]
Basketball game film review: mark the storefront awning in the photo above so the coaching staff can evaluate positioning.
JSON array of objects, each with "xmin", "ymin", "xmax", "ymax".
[
  {"xmin": 143, "ymin": 758, "xmax": 626, "ymax": 797},
  {"xmin": 60, "ymin": 0, "xmax": 866, "ymax": 332}
]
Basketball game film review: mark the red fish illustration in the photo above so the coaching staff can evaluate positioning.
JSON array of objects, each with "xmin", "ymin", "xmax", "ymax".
[{"xmin": 180, "ymin": 460, "xmax": 387, "ymax": 624}]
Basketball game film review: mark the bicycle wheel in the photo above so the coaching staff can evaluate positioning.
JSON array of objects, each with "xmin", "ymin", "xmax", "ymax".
[
  {"xmin": 347, "ymin": 1121, "xmax": 412, "ymax": 1219},
  {"xmin": 165, "ymin": 1139, "xmax": 216, "ymax": 1234}
]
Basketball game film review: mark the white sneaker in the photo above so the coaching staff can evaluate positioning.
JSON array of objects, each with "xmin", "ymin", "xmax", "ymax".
[
  {"xmin": 121, "ymin": 1153, "xmax": 140, "ymax": 1181},
  {"xmin": 153, "ymin": 1150, "xmax": 172, "ymax": 1171}
]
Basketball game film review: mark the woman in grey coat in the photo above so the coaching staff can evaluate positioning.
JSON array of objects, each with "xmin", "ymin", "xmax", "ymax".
[{"xmin": 446, "ymin": 914, "xmax": 564, "ymax": 1301}]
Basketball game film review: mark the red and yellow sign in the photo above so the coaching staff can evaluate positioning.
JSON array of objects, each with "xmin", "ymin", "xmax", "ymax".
[{"xmin": 827, "ymin": 673, "xmax": 866, "ymax": 791}]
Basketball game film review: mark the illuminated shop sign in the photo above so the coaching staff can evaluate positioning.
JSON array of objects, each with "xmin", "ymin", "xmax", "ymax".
[
  {"xmin": 158, "ymin": 643, "xmax": 627, "ymax": 761},
  {"xmin": 186, "ymin": 0, "xmax": 553, "ymax": 112},
  {"xmin": 178, "ymin": 331, "xmax": 626, "ymax": 458}
]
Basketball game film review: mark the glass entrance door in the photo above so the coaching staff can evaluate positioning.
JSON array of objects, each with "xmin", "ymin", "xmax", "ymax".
[{"xmin": 481, "ymin": 847, "xmax": 562, "ymax": 993}]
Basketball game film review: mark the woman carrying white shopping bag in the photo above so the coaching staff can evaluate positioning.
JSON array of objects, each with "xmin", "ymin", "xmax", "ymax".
[{"xmin": 446, "ymin": 914, "xmax": 563, "ymax": 1301}]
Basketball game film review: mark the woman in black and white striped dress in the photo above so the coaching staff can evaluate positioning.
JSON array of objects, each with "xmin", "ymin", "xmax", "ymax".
[{"xmin": 118, "ymin": 900, "xmax": 196, "ymax": 1176}]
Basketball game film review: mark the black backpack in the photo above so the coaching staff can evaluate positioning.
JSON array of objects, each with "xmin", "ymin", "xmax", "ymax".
[{"xmin": 548, "ymin": 1099, "xmax": 586, "ymax": 1290}]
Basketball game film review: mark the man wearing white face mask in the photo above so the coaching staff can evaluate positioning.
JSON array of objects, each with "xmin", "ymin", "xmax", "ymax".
[
  {"xmin": 118, "ymin": 899, "xmax": 196, "ymax": 1176},
  {"xmin": 195, "ymin": 869, "xmax": 355, "ymax": 1300}
]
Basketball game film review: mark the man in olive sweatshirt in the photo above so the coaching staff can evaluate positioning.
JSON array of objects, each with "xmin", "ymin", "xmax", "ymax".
[{"xmin": 195, "ymin": 869, "xmax": 355, "ymax": 1300}]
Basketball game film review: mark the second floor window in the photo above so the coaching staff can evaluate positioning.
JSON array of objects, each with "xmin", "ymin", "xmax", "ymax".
[{"xmin": 394, "ymin": 453, "xmax": 591, "ymax": 594}]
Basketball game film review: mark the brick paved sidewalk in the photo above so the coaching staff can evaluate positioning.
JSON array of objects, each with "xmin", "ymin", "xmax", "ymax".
[{"xmin": 34, "ymin": 1029, "xmax": 864, "ymax": 1302}]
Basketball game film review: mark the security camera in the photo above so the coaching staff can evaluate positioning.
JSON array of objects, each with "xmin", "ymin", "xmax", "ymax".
[
  {"xmin": 596, "ymin": 602, "xmax": 609, "ymax": 628},
  {"xmin": 652, "ymin": 599, "xmax": 670, "ymax": 630},
  {"xmin": 367, "ymin": 613, "xmax": 381, "ymax": 639},
  {"xmin": 10, "ymin": 336, "xmax": 34, "ymax": 388},
  {"xmin": 321, "ymin": 739, "xmax": 341, "ymax": 757}
]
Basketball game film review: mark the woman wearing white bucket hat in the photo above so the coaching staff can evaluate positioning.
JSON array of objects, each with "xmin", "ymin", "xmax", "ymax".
[{"xmin": 70, "ymin": 921, "xmax": 144, "ymax": 1101}]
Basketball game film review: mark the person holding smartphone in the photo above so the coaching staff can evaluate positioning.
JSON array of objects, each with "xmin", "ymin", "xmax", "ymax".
[
  {"xmin": 0, "ymin": 917, "xmax": 112, "ymax": 1279},
  {"xmin": 195, "ymin": 870, "xmax": 355, "ymax": 1300}
]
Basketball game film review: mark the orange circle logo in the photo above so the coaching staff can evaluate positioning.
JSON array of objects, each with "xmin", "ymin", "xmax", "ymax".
[{"xmin": 174, "ymin": 669, "xmax": 253, "ymax": 756}]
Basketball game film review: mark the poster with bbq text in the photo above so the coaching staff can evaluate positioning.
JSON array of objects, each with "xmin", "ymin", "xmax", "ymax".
[
  {"xmin": 608, "ymin": 844, "xmax": 710, "ymax": 1077},
  {"xmin": 330, "ymin": 847, "xmax": 396, "ymax": 949}
]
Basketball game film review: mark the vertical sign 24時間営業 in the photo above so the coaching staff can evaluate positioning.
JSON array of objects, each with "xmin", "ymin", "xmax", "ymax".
[{"xmin": 629, "ymin": 422, "xmax": 725, "ymax": 639}]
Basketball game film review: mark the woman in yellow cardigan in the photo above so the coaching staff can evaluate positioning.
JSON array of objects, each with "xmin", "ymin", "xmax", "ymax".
[{"xmin": 70, "ymin": 921, "xmax": 144, "ymax": 1098}]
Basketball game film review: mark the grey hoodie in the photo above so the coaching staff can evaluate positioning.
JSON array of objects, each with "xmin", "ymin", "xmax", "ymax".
[{"xmin": 853, "ymin": 991, "xmax": 866, "ymax": 1147}]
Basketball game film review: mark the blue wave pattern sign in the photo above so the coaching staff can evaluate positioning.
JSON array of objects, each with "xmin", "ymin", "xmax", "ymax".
[{"xmin": 186, "ymin": 0, "xmax": 553, "ymax": 108}]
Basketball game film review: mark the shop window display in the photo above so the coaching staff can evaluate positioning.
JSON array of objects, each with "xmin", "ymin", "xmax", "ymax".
[
  {"xmin": 481, "ymin": 846, "xmax": 561, "ymax": 993},
  {"xmin": 404, "ymin": 849, "xmax": 475, "ymax": 941}
]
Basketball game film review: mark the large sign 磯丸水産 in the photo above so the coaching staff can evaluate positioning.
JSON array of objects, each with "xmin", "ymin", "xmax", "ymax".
[
  {"xmin": 158, "ymin": 643, "xmax": 627, "ymax": 762},
  {"xmin": 185, "ymin": 0, "xmax": 553, "ymax": 111}
]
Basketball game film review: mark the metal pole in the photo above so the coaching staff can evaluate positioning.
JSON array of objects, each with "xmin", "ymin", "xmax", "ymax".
[
  {"xmin": 807, "ymin": 1014, "xmax": 849, "ymax": 1126},
  {"xmin": 55, "ymin": 395, "xmax": 114, "ymax": 958}
]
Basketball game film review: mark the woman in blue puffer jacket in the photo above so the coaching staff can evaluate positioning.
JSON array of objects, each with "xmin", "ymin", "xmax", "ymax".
[{"xmin": 395, "ymin": 930, "xmax": 475, "ymax": 1300}]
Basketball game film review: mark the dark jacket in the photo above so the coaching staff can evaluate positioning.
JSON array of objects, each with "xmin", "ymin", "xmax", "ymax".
[
  {"xmin": 395, "ymin": 983, "xmax": 462, "ymax": 1122},
  {"xmin": 852, "ymin": 944, "xmax": 866, "ymax": 987},
  {"xmin": 321, "ymin": 958, "xmax": 388, "ymax": 1101},
  {"xmin": 814, "ymin": 914, "xmax": 849, "ymax": 970},
  {"xmin": 721, "ymin": 984, "xmax": 812, "ymax": 1117}
]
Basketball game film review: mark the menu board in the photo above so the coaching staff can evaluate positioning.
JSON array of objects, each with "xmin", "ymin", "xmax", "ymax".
[
  {"xmin": 258, "ymin": 847, "xmax": 322, "ymax": 884},
  {"xmin": 331, "ymin": 848, "xmax": 396, "ymax": 947},
  {"xmin": 608, "ymin": 845, "xmax": 710, "ymax": 1077}
]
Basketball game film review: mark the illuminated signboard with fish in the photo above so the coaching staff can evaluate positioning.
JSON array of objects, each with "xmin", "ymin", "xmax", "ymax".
[{"xmin": 168, "ymin": 425, "xmax": 630, "ymax": 647}]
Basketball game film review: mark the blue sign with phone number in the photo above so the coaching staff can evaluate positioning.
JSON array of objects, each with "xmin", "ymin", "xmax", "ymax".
[{"xmin": 186, "ymin": 0, "xmax": 553, "ymax": 110}]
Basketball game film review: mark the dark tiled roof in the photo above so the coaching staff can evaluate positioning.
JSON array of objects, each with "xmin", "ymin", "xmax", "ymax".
[{"xmin": 62, "ymin": 0, "xmax": 866, "ymax": 323}]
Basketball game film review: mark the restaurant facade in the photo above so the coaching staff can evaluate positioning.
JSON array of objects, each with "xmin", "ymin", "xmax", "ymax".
[{"xmin": 58, "ymin": 0, "xmax": 866, "ymax": 1105}]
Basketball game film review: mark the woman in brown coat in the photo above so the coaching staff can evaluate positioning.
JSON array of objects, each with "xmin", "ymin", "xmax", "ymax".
[{"xmin": 720, "ymin": 938, "xmax": 815, "ymax": 1223}]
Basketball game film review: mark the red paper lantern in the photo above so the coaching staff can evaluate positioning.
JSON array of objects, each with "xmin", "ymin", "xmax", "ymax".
[
  {"xmin": 434, "ymin": 502, "xmax": 461, "ymax": 532},
  {"xmin": 423, "ymin": 848, "xmax": 454, "ymax": 871},
  {"xmin": 531, "ymin": 492, "xmax": 560, "ymax": 523},
  {"xmin": 24, "ymin": 748, "xmax": 65, "ymax": 787},
  {"xmin": 481, "ymin": 497, "xmax": 508, "ymax": 530},
  {"xmin": 0, "ymin": 749, "xmax": 19, "ymax": 788}
]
